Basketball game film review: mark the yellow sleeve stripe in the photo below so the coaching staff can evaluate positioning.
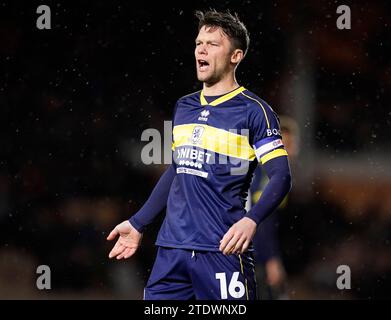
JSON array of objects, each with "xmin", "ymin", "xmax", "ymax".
[
  {"xmin": 260, "ymin": 148, "xmax": 288, "ymax": 164},
  {"xmin": 240, "ymin": 92, "xmax": 270, "ymax": 129}
]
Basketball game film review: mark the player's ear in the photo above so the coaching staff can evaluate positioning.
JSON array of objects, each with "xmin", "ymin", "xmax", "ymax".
[{"xmin": 231, "ymin": 49, "xmax": 244, "ymax": 64}]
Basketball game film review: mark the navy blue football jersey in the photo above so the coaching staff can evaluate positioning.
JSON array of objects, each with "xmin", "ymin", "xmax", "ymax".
[{"xmin": 156, "ymin": 86, "xmax": 288, "ymax": 251}]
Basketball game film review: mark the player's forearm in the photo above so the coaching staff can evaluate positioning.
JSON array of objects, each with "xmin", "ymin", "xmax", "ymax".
[
  {"xmin": 245, "ymin": 155, "xmax": 292, "ymax": 225},
  {"xmin": 129, "ymin": 164, "xmax": 176, "ymax": 232}
]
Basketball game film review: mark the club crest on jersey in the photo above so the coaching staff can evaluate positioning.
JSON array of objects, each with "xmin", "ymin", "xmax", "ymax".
[
  {"xmin": 198, "ymin": 109, "xmax": 210, "ymax": 121},
  {"xmin": 190, "ymin": 126, "xmax": 204, "ymax": 144}
]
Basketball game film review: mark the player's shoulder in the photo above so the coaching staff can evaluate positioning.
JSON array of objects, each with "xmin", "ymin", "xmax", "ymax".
[
  {"xmin": 241, "ymin": 90, "xmax": 278, "ymax": 127},
  {"xmin": 176, "ymin": 90, "xmax": 201, "ymax": 104},
  {"xmin": 239, "ymin": 88, "xmax": 276, "ymax": 116}
]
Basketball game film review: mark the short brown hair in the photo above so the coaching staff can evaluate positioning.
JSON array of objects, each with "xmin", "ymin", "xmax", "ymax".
[{"xmin": 195, "ymin": 9, "xmax": 250, "ymax": 56}]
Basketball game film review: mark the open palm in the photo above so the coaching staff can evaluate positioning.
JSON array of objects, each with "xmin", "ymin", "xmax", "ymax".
[{"xmin": 107, "ymin": 220, "xmax": 142, "ymax": 259}]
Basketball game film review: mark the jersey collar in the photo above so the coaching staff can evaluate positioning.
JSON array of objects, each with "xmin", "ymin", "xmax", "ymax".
[{"xmin": 200, "ymin": 86, "xmax": 245, "ymax": 106}]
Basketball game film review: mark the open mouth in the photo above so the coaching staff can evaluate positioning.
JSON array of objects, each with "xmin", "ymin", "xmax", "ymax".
[{"xmin": 198, "ymin": 59, "xmax": 210, "ymax": 71}]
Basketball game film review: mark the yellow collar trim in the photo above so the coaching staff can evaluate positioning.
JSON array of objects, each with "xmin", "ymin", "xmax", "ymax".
[{"xmin": 200, "ymin": 86, "xmax": 245, "ymax": 106}]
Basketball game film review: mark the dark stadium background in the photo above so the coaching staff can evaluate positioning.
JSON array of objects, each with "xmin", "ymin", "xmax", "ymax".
[{"xmin": 0, "ymin": 0, "xmax": 390, "ymax": 299}]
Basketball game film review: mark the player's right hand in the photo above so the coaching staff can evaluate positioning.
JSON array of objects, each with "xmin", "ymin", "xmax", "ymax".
[{"xmin": 107, "ymin": 220, "xmax": 142, "ymax": 260}]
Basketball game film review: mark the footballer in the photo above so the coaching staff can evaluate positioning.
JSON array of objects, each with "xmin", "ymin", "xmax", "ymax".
[{"xmin": 107, "ymin": 10, "xmax": 292, "ymax": 300}]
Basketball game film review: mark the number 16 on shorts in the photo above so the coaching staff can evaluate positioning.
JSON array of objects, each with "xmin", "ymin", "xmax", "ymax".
[{"xmin": 215, "ymin": 272, "xmax": 245, "ymax": 299}]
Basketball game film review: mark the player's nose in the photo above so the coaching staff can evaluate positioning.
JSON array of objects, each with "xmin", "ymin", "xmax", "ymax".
[{"xmin": 196, "ymin": 44, "xmax": 207, "ymax": 55}]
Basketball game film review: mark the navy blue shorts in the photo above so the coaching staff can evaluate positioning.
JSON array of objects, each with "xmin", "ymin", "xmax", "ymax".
[{"xmin": 144, "ymin": 247, "xmax": 257, "ymax": 300}]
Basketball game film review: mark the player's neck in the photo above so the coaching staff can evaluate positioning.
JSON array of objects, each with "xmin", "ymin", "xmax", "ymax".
[{"xmin": 202, "ymin": 76, "xmax": 239, "ymax": 96}]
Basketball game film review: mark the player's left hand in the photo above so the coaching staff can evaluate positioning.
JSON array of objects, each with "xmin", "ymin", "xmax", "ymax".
[{"xmin": 219, "ymin": 217, "xmax": 257, "ymax": 255}]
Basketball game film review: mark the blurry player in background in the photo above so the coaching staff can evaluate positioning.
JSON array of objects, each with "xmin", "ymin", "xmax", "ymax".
[
  {"xmin": 250, "ymin": 116, "xmax": 300, "ymax": 299},
  {"xmin": 107, "ymin": 10, "xmax": 292, "ymax": 300}
]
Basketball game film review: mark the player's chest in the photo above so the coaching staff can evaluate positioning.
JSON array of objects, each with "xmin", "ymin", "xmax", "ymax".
[{"xmin": 174, "ymin": 104, "xmax": 246, "ymax": 131}]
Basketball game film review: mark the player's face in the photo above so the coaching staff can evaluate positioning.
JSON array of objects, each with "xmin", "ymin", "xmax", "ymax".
[{"xmin": 195, "ymin": 26, "xmax": 234, "ymax": 84}]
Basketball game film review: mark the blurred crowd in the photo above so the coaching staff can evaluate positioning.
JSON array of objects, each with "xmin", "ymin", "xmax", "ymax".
[{"xmin": 0, "ymin": 1, "xmax": 390, "ymax": 299}]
